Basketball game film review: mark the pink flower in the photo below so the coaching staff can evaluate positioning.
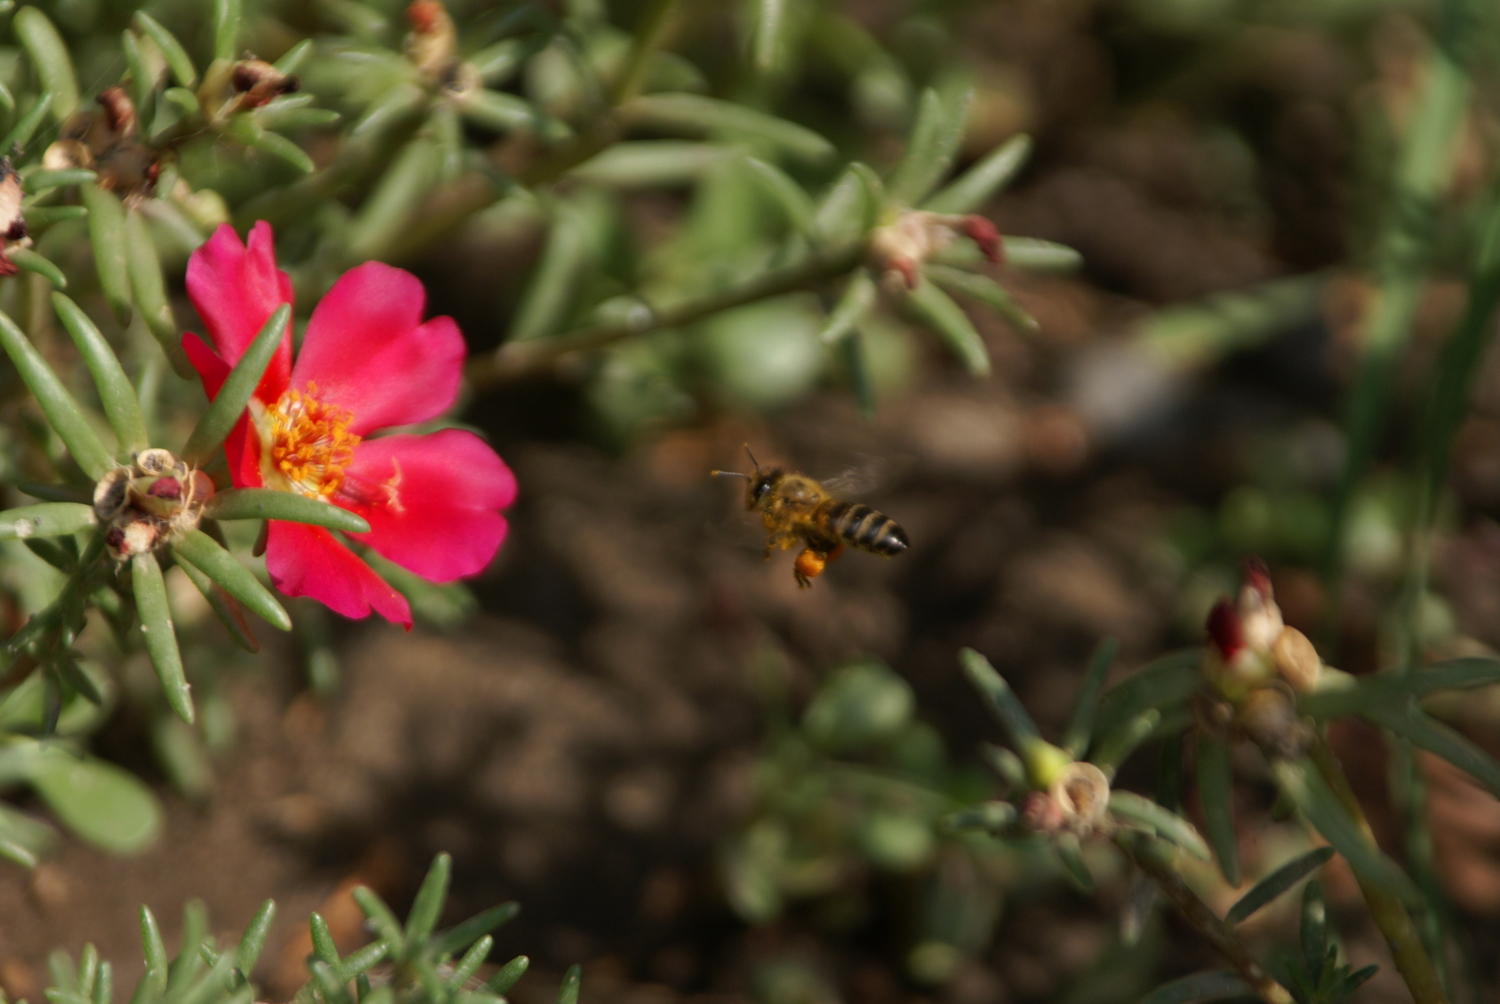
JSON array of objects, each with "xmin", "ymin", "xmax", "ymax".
[{"xmin": 181, "ymin": 222, "xmax": 516, "ymax": 626}]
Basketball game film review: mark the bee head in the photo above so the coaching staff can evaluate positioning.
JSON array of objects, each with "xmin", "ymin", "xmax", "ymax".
[{"xmin": 748, "ymin": 469, "xmax": 782, "ymax": 508}]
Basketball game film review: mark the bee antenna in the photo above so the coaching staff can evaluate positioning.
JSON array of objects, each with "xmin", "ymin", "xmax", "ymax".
[
  {"xmin": 743, "ymin": 444, "xmax": 761, "ymax": 470},
  {"xmin": 710, "ymin": 470, "xmax": 749, "ymax": 480}
]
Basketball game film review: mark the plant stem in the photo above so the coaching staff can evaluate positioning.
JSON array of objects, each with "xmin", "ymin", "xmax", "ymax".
[
  {"xmin": 465, "ymin": 243, "xmax": 868, "ymax": 388},
  {"xmin": 609, "ymin": 0, "xmax": 683, "ymax": 107},
  {"xmin": 1114, "ymin": 833, "xmax": 1294, "ymax": 1004},
  {"xmin": 1308, "ymin": 736, "xmax": 1450, "ymax": 1004}
]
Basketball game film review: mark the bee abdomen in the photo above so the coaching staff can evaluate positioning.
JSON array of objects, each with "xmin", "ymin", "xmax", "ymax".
[{"xmin": 819, "ymin": 500, "xmax": 909, "ymax": 556}]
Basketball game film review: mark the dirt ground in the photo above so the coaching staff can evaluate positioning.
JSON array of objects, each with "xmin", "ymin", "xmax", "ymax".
[{"xmin": 7, "ymin": 1, "xmax": 1500, "ymax": 1002}]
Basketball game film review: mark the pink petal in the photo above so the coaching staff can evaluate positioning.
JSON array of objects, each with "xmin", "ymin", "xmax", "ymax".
[
  {"xmin": 335, "ymin": 429, "xmax": 515, "ymax": 582},
  {"xmin": 291, "ymin": 262, "xmax": 465, "ymax": 436},
  {"xmin": 185, "ymin": 221, "xmax": 292, "ymax": 405},
  {"xmin": 264, "ymin": 520, "xmax": 411, "ymax": 626}
]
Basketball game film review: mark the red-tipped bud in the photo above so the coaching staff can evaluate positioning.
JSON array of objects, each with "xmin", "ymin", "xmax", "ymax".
[
  {"xmin": 1206, "ymin": 599, "xmax": 1244, "ymax": 659},
  {"xmin": 146, "ymin": 476, "xmax": 182, "ymax": 500},
  {"xmin": 1242, "ymin": 556, "xmax": 1272, "ymax": 602},
  {"xmin": 963, "ymin": 215, "xmax": 1002, "ymax": 264},
  {"xmin": 407, "ymin": 0, "xmax": 444, "ymax": 30}
]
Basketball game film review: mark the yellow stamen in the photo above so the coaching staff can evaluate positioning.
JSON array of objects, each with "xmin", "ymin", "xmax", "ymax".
[{"xmin": 258, "ymin": 383, "xmax": 360, "ymax": 498}]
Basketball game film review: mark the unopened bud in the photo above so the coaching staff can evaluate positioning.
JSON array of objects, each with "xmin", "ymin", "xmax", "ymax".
[
  {"xmin": 1236, "ymin": 557, "xmax": 1283, "ymax": 653},
  {"xmin": 870, "ymin": 210, "xmax": 1006, "ymax": 288},
  {"xmin": 1019, "ymin": 790, "xmax": 1066, "ymax": 835},
  {"xmin": 96, "ymin": 87, "xmax": 137, "ymax": 138},
  {"xmin": 1272, "ymin": 627, "xmax": 1321, "ymax": 692},
  {"xmin": 405, "ymin": 0, "xmax": 457, "ymax": 79},
  {"xmin": 230, "ymin": 60, "xmax": 300, "ymax": 110},
  {"xmin": 93, "ymin": 467, "xmax": 132, "ymax": 522},
  {"xmin": 1236, "ymin": 685, "xmax": 1310, "ymax": 759}
]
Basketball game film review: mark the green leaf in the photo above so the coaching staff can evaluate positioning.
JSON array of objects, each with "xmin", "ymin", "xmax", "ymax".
[
  {"xmin": 941, "ymin": 800, "xmax": 1018, "ymax": 833},
  {"xmin": 1365, "ymin": 703, "xmax": 1500, "ymax": 798},
  {"xmin": 221, "ymin": 118, "xmax": 315, "ymax": 174},
  {"xmin": 0, "ymin": 308, "xmax": 114, "ymax": 479},
  {"xmin": 455, "ymin": 89, "xmax": 550, "ymax": 134},
  {"xmin": 469, "ymin": 39, "xmax": 526, "ymax": 85},
  {"xmin": 621, "ymin": 93, "xmax": 834, "ymax": 162},
  {"xmin": 309, "ymin": 913, "xmax": 339, "ymax": 964},
  {"xmin": 999, "ymin": 236, "xmax": 1083, "ymax": 272},
  {"xmin": 273, "ymin": 39, "xmax": 314, "ymax": 75},
  {"xmin": 32, "ymin": 747, "xmax": 163, "ymax": 854},
  {"xmin": 175, "ymin": 555, "xmax": 258, "ymax": 654},
  {"xmin": 23, "ymin": 168, "xmax": 97, "ymax": 193},
  {"xmin": 1, "ymin": 92, "xmax": 53, "ymax": 153},
  {"xmin": 172, "ymin": 529, "xmax": 290, "ymax": 631},
  {"xmin": 1299, "ymin": 881, "xmax": 1326, "ymax": 984},
  {"xmin": 447, "ymin": 936, "xmax": 492, "ymax": 988},
  {"xmin": 0, "ymin": 801, "xmax": 54, "ymax": 868},
  {"xmin": 1107, "ymin": 790, "xmax": 1210, "ymax": 861},
  {"xmin": 23, "ymin": 204, "xmax": 87, "ymax": 229},
  {"xmin": 404, "ymin": 853, "xmax": 452, "ymax": 951},
  {"xmin": 234, "ymin": 901, "xmax": 276, "ymax": 978},
  {"xmin": 91, "ymin": 962, "xmax": 111, "ymax": 1004},
  {"xmin": 1054, "ymin": 832, "xmax": 1094, "ymax": 892},
  {"xmin": 1090, "ymin": 709, "xmax": 1161, "ymax": 774},
  {"xmin": 431, "ymin": 902, "xmax": 521, "ymax": 958},
  {"xmin": 907, "ymin": 278, "xmax": 989, "ymax": 375},
  {"xmin": 9, "ymin": 248, "xmax": 68, "ymax": 287},
  {"xmin": 925, "ymin": 264, "xmax": 1040, "ymax": 332},
  {"xmin": 203, "ymin": 488, "xmax": 370, "ymax": 533},
  {"xmin": 486, "ymin": 956, "xmax": 529, "ymax": 995},
  {"xmin": 132, "ymin": 551, "xmax": 194, "ymax": 724},
  {"xmin": 508, "ymin": 192, "xmax": 611, "ymax": 342},
  {"xmin": 959, "ymin": 648, "xmax": 1040, "ymax": 745},
  {"xmin": 14, "ymin": 7, "xmax": 78, "ymax": 121},
  {"xmin": 182, "ymin": 303, "xmax": 291, "ymax": 465},
  {"xmin": 0, "ymin": 503, "xmax": 95, "ymax": 539},
  {"xmin": 52, "ymin": 292, "xmax": 149, "ymax": 454},
  {"xmin": 887, "ymin": 85, "xmax": 973, "ymax": 206},
  {"xmin": 133, "ymin": 12, "xmax": 198, "ymax": 89},
  {"xmin": 331, "ymin": 940, "xmax": 390, "ymax": 985},
  {"xmin": 1094, "ymin": 649, "xmax": 1203, "ymax": 738},
  {"xmin": 555, "ymin": 964, "xmax": 581, "ymax": 1004},
  {"xmin": 121, "ymin": 29, "xmax": 154, "ymax": 115},
  {"xmin": 82, "ymin": 183, "xmax": 134, "ymax": 326},
  {"xmin": 1271, "ymin": 758, "xmax": 1422, "ymax": 905},
  {"xmin": 214, "ymin": 0, "xmax": 241, "ymax": 63},
  {"xmin": 351, "ymin": 82, "xmax": 427, "ymax": 139},
  {"xmin": 1339, "ymin": 965, "xmax": 1378, "ymax": 996},
  {"xmin": 125, "ymin": 211, "xmax": 191, "ymax": 377},
  {"xmin": 742, "ymin": 156, "xmax": 815, "ymax": 236},
  {"xmin": 346, "ymin": 137, "xmax": 439, "ymax": 261},
  {"xmin": 352, "ymin": 887, "xmax": 405, "ymax": 951},
  {"xmin": 818, "ymin": 270, "xmax": 876, "ymax": 345},
  {"xmin": 1137, "ymin": 970, "xmax": 1251, "ymax": 1004},
  {"xmin": 753, "ymin": 0, "xmax": 788, "ymax": 72},
  {"xmin": 838, "ymin": 331, "xmax": 876, "ymax": 420},
  {"xmin": 1196, "ymin": 734, "xmax": 1240, "ymax": 886},
  {"xmin": 1225, "ymin": 846, "xmax": 1335, "ymax": 925},
  {"xmin": 812, "ymin": 162, "xmax": 882, "ymax": 247},
  {"xmin": 923, "ymin": 134, "xmax": 1032, "ymax": 214},
  {"xmin": 1409, "ymin": 657, "xmax": 1500, "ymax": 696},
  {"xmin": 1064, "ymin": 637, "xmax": 1118, "ymax": 756},
  {"xmin": 567, "ymin": 141, "xmax": 734, "ymax": 187}
]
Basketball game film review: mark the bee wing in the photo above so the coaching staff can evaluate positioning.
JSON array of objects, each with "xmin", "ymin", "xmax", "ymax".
[{"xmin": 820, "ymin": 453, "xmax": 914, "ymax": 495}]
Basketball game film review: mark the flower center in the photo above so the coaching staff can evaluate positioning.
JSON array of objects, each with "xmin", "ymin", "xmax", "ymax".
[{"xmin": 256, "ymin": 383, "xmax": 360, "ymax": 498}]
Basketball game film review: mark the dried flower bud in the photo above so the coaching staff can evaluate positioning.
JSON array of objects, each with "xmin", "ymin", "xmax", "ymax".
[
  {"xmin": 869, "ymin": 210, "xmax": 1005, "ymax": 289},
  {"xmin": 42, "ymin": 139, "xmax": 92, "ymax": 171},
  {"xmin": 96, "ymin": 87, "xmax": 137, "ymax": 139},
  {"xmin": 230, "ymin": 60, "xmax": 300, "ymax": 110},
  {"xmin": 1272, "ymin": 626, "xmax": 1321, "ymax": 693},
  {"xmin": 1235, "ymin": 685, "xmax": 1310, "ymax": 759},
  {"xmin": 1050, "ymin": 761, "xmax": 1111, "ymax": 835},
  {"xmin": 405, "ymin": 0, "xmax": 457, "ymax": 79},
  {"xmin": 93, "ymin": 467, "xmax": 132, "ymax": 523},
  {"xmin": 133, "ymin": 448, "xmax": 180, "ymax": 476},
  {"xmin": 104, "ymin": 517, "xmax": 159, "ymax": 560},
  {"xmin": 1019, "ymin": 790, "xmax": 1067, "ymax": 835}
]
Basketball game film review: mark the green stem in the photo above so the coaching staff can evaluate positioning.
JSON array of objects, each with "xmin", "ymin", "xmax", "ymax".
[
  {"xmin": 1114, "ymin": 833, "xmax": 1294, "ymax": 1004},
  {"xmin": 1308, "ymin": 736, "xmax": 1449, "ymax": 1004},
  {"xmin": 609, "ymin": 0, "xmax": 682, "ymax": 107},
  {"xmin": 465, "ymin": 243, "xmax": 868, "ymax": 388}
]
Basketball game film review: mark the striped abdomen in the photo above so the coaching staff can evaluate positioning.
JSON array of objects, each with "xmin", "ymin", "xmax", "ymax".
[{"xmin": 814, "ymin": 499, "xmax": 909, "ymax": 555}]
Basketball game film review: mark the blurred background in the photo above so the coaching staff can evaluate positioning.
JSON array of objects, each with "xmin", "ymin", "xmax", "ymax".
[{"xmin": 4, "ymin": 0, "xmax": 1500, "ymax": 1001}]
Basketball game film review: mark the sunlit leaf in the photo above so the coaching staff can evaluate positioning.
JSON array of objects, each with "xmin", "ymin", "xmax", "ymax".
[
  {"xmin": 182, "ymin": 303, "xmax": 291, "ymax": 465},
  {"xmin": 52, "ymin": 292, "xmax": 148, "ymax": 454},
  {"xmin": 621, "ymin": 93, "xmax": 833, "ymax": 162},
  {"xmin": 81, "ymin": 184, "xmax": 134, "ymax": 326},
  {"xmin": 906, "ymin": 278, "xmax": 989, "ymax": 375},
  {"xmin": 132, "ymin": 551, "xmax": 194, "ymax": 724},
  {"xmin": 0, "ymin": 503, "xmax": 95, "ymax": 539},
  {"xmin": 204, "ymin": 488, "xmax": 370, "ymax": 533},
  {"xmin": 32, "ymin": 747, "xmax": 163, "ymax": 854},
  {"xmin": 172, "ymin": 530, "xmax": 291, "ymax": 632},
  {"xmin": 133, "ymin": 12, "xmax": 197, "ymax": 89},
  {"xmin": 923, "ymin": 134, "xmax": 1033, "ymax": 214},
  {"xmin": 1107, "ymin": 791, "xmax": 1210, "ymax": 861},
  {"xmin": 0, "ymin": 308, "xmax": 113, "ymax": 478},
  {"xmin": 14, "ymin": 7, "xmax": 78, "ymax": 121},
  {"xmin": 887, "ymin": 85, "xmax": 973, "ymax": 206}
]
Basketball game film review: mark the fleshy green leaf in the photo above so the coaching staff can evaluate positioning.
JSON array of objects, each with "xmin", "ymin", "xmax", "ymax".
[
  {"xmin": 0, "ymin": 503, "xmax": 95, "ymax": 539},
  {"xmin": 214, "ymin": 0, "xmax": 241, "ymax": 64},
  {"xmin": 1064, "ymin": 637, "xmax": 1119, "ymax": 757},
  {"xmin": 14, "ymin": 7, "xmax": 78, "ymax": 121},
  {"xmin": 132, "ymin": 551, "xmax": 194, "ymax": 724},
  {"xmin": 175, "ymin": 554, "xmax": 258, "ymax": 654},
  {"xmin": 1, "ymin": 92, "xmax": 53, "ymax": 153},
  {"xmin": 309, "ymin": 913, "xmax": 339, "ymax": 964},
  {"xmin": 1107, "ymin": 790, "xmax": 1210, "ymax": 860},
  {"xmin": 567, "ymin": 141, "xmax": 734, "ymax": 186},
  {"xmin": 907, "ymin": 278, "xmax": 989, "ymax": 375},
  {"xmin": 622, "ymin": 94, "xmax": 834, "ymax": 162},
  {"xmin": 925, "ymin": 263, "xmax": 1040, "ymax": 332},
  {"xmin": 203, "ymin": 488, "xmax": 370, "ymax": 533},
  {"xmin": 124, "ymin": 211, "xmax": 191, "ymax": 376},
  {"xmin": 235, "ymin": 901, "xmax": 276, "ymax": 978},
  {"xmin": 999, "ymin": 236, "xmax": 1083, "ymax": 272},
  {"xmin": 838, "ymin": 331, "xmax": 876, "ymax": 420},
  {"xmin": 0, "ymin": 801, "xmax": 55, "ymax": 868},
  {"xmin": 1196, "ymin": 733, "xmax": 1240, "ymax": 886},
  {"xmin": 182, "ymin": 303, "xmax": 291, "ymax": 465},
  {"xmin": 121, "ymin": 29, "xmax": 154, "ymax": 115},
  {"xmin": 32, "ymin": 747, "xmax": 163, "ymax": 854},
  {"xmin": 351, "ymin": 887, "xmax": 405, "ymax": 950},
  {"xmin": 0, "ymin": 308, "xmax": 114, "ymax": 478},
  {"xmin": 923, "ymin": 134, "xmax": 1033, "ymax": 214},
  {"xmin": 9, "ymin": 248, "xmax": 68, "ymax": 287},
  {"xmin": 887, "ymin": 85, "xmax": 973, "ymax": 206},
  {"xmin": 140, "ymin": 906, "xmax": 169, "ymax": 992},
  {"xmin": 1271, "ymin": 758, "xmax": 1422, "ymax": 905},
  {"xmin": 941, "ymin": 800, "xmax": 1018, "ymax": 833},
  {"xmin": 404, "ymin": 852, "xmax": 452, "ymax": 951},
  {"xmin": 82, "ymin": 183, "xmax": 134, "ymax": 326},
  {"xmin": 23, "ymin": 204, "xmax": 87, "ymax": 229},
  {"xmin": 23, "ymin": 168, "xmax": 97, "ymax": 193},
  {"xmin": 1054, "ymin": 832, "xmax": 1093, "ymax": 892},
  {"xmin": 431, "ymin": 902, "xmax": 522, "ymax": 958},
  {"xmin": 486, "ymin": 957, "xmax": 529, "ymax": 995},
  {"xmin": 555, "ymin": 964, "xmax": 581, "ymax": 1004},
  {"xmin": 222, "ymin": 117, "xmax": 315, "ymax": 174},
  {"xmin": 1093, "ymin": 649, "xmax": 1203, "ymax": 738},
  {"xmin": 273, "ymin": 39, "xmax": 314, "ymax": 75},
  {"xmin": 1225, "ymin": 846, "xmax": 1335, "ymax": 925},
  {"xmin": 447, "ymin": 936, "xmax": 492, "ymax": 988},
  {"xmin": 812, "ymin": 162, "xmax": 882, "ymax": 247},
  {"xmin": 1410, "ymin": 657, "xmax": 1500, "ymax": 696},
  {"xmin": 332, "ymin": 941, "xmax": 390, "ymax": 984},
  {"xmin": 171, "ymin": 529, "xmax": 291, "ymax": 632},
  {"xmin": 455, "ymin": 88, "xmax": 549, "ymax": 134},
  {"xmin": 52, "ymin": 292, "xmax": 149, "ymax": 454},
  {"xmin": 753, "ymin": 0, "xmax": 788, "ymax": 73},
  {"xmin": 742, "ymin": 156, "xmax": 815, "ymax": 236},
  {"xmin": 1138, "ymin": 970, "xmax": 1251, "ymax": 1004},
  {"xmin": 818, "ymin": 271, "xmax": 876, "ymax": 345},
  {"xmin": 1365, "ymin": 704, "xmax": 1500, "ymax": 798},
  {"xmin": 346, "ymin": 137, "xmax": 439, "ymax": 261},
  {"xmin": 1090, "ymin": 709, "xmax": 1161, "ymax": 774},
  {"xmin": 959, "ymin": 648, "xmax": 1041, "ymax": 745},
  {"xmin": 133, "ymin": 12, "xmax": 198, "ymax": 89}
]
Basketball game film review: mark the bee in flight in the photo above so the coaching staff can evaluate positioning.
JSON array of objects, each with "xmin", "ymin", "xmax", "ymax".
[{"xmin": 713, "ymin": 447, "xmax": 909, "ymax": 588}]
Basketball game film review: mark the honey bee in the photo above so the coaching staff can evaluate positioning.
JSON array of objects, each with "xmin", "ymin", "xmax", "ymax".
[{"xmin": 713, "ymin": 447, "xmax": 909, "ymax": 587}]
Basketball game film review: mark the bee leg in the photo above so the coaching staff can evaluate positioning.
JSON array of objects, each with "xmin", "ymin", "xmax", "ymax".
[{"xmin": 793, "ymin": 547, "xmax": 828, "ymax": 588}]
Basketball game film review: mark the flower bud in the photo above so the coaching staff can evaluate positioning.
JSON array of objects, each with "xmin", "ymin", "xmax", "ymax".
[
  {"xmin": 230, "ymin": 60, "xmax": 300, "ymax": 110},
  {"xmin": 1019, "ymin": 790, "xmax": 1067, "ymax": 835},
  {"xmin": 1050, "ymin": 761, "xmax": 1111, "ymax": 834},
  {"xmin": 1235, "ymin": 685, "xmax": 1310, "ymax": 759},
  {"xmin": 869, "ymin": 210, "xmax": 1005, "ymax": 289},
  {"xmin": 405, "ymin": 0, "xmax": 457, "ymax": 80},
  {"xmin": 1271, "ymin": 626, "xmax": 1321, "ymax": 693},
  {"xmin": 96, "ymin": 87, "xmax": 137, "ymax": 140}
]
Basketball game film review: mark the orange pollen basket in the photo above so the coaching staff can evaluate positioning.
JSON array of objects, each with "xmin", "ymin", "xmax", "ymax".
[{"xmin": 267, "ymin": 384, "xmax": 360, "ymax": 497}]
